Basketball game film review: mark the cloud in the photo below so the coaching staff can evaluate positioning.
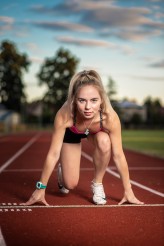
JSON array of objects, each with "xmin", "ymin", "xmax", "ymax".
[
  {"xmin": 22, "ymin": 42, "xmax": 43, "ymax": 56},
  {"xmin": 155, "ymin": 12, "xmax": 164, "ymax": 19},
  {"xmin": 32, "ymin": 20, "xmax": 93, "ymax": 33},
  {"xmin": 0, "ymin": 16, "xmax": 14, "ymax": 24},
  {"xmin": 80, "ymin": 5, "xmax": 164, "ymax": 41},
  {"xmin": 0, "ymin": 16, "xmax": 31, "ymax": 38},
  {"xmin": 114, "ymin": 28, "xmax": 161, "ymax": 41},
  {"xmin": 148, "ymin": 0, "xmax": 162, "ymax": 2},
  {"xmin": 130, "ymin": 75, "xmax": 164, "ymax": 81},
  {"xmin": 0, "ymin": 16, "xmax": 15, "ymax": 33},
  {"xmin": 149, "ymin": 59, "xmax": 164, "ymax": 68},
  {"xmin": 14, "ymin": 31, "xmax": 29, "ymax": 38},
  {"xmin": 82, "ymin": 6, "xmax": 151, "ymax": 28},
  {"xmin": 2, "ymin": 3, "xmax": 18, "ymax": 10},
  {"xmin": 29, "ymin": 56, "xmax": 44, "ymax": 64},
  {"xmin": 29, "ymin": 4, "xmax": 47, "ymax": 13},
  {"xmin": 29, "ymin": 1, "xmax": 164, "ymax": 41},
  {"xmin": 56, "ymin": 35, "xmax": 135, "ymax": 55},
  {"xmin": 24, "ymin": 42, "xmax": 40, "ymax": 51},
  {"xmin": 56, "ymin": 36, "xmax": 115, "ymax": 47}
]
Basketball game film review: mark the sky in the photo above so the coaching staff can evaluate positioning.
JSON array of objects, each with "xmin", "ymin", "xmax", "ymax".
[{"xmin": 0, "ymin": 0, "xmax": 164, "ymax": 105}]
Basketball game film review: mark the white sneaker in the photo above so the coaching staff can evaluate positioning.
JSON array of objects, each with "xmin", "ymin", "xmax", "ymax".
[
  {"xmin": 57, "ymin": 163, "xmax": 69, "ymax": 194},
  {"xmin": 91, "ymin": 181, "xmax": 107, "ymax": 205}
]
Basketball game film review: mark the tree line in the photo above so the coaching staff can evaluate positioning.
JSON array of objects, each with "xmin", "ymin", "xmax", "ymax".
[{"xmin": 0, "ymin": 40, "xmax": 163, "ymax": 128}]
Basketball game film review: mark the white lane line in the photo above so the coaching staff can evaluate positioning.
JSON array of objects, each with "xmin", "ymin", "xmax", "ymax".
[
  {"xmin": 3, "ymin": 168, "xmax": 95, "ymax": 172},
  {"xmin": 82, "ymin": 151, "xmax": 93, "ymax": 162},
  {"xmin": 106, "ymin": 168, "xmax": 164, "ymax": 198},
  {"xmin": 81, "ymin": 151, "xmax": 164, "ymax": 198},
  {"xmin": 126, "ymin": 167, "xmax": 164, "ymax": 170},
  {"xmin": 3, "ymin": 166, "xmax": 164, "ymax": 172},
  {"xmin": 0, "ymin": 133, "xmax": 41, "ymax": 174},
  {"xmin": 0, "ymin": 227, "xmax": 7, "ymax": 246},
  {"xmin": 3, "ymin": 169, "xmax": 43, "ymax": 172},
  {"xmin": 0, "ymin": 204, "xmax": 164, "ymax": 209}
]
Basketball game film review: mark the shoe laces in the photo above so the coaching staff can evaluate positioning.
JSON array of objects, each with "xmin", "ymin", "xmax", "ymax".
[{"xmin": 92, "ymin": 183, "xmax": 105, "ymax": 198}]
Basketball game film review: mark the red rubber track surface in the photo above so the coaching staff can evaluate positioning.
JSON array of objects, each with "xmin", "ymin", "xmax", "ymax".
[{"xmin": 0, "ymin": 131, "xmax": 164, "ymax": 246}]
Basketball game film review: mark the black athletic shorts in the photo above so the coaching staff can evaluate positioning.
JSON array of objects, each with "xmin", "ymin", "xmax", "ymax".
[{"xmin": 63, "ymin": 128, "xmax": 87, "ymax": 144}]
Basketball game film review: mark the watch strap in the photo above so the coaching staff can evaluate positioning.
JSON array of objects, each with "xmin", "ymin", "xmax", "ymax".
[{"xmin": 36, "ymin": 181, "xmax": 47, "ymax": 189}]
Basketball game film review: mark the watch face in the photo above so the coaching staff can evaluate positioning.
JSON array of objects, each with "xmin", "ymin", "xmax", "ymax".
[
  {"xmin": 36, "ymin": 182, "xmax": 41, "ymax": 189},
  {"xmin": 36, "ymin": 181, "xmax": 46, "ymax": 189}
]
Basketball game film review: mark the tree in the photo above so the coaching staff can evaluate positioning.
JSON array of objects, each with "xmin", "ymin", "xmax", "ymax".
[
  {"xmin": 144, "ymin": 96, "xmax": 153, "ymax": 126},
  {"xmin": 106, "ymin": 76, "xmax": 117, "ymax": 101},
  {"xmin": 37, "ymin": 47, "xmax": 79, "ymax": 122},
  {"xmin": 152, "ymin": 98, "xmax": 163, "ymax": 125},
  {"xmin": 130, "ymin": 113, "xmax": 142, "ymax": 127},
  {"xmin": 0, "ymin": 40, "xmax": 30, "ymax": 112},
  {"xmin": 143, "ymin": 97, "xmax": 163, "ymax": 127},
  {"xmin": 106, "ymin": 76, "xmax": 120, "ymax": 115}
]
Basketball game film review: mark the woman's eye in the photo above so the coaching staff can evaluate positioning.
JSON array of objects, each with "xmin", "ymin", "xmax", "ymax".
[{"xmin": 79, "ymin": 99, "xmax": 85, "ymax": 103}]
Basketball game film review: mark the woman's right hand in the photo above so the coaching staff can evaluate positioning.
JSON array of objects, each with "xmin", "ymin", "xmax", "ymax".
[{"xmin": 20, "ymin": 189, "xmax": 49, "ymax": 206}]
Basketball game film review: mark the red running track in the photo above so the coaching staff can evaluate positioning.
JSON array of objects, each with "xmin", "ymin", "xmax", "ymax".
[{"xmin": 0, "ymin": 131, "xmax": 164, "ymax": 246}]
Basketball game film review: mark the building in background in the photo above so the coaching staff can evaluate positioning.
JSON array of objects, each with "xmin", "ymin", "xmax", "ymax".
[
  {"xmin": 0, "ymin": 104, "xmax": 21, "ymax": 132},
  {"xmin": 116, "ymin": 100, "xmax": 147, "ymax": 128}
]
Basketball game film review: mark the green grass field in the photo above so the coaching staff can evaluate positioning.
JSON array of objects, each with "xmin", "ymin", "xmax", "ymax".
[{"xmin": 122, "ymin": 130, "xmax": 164, "ymax": 159}]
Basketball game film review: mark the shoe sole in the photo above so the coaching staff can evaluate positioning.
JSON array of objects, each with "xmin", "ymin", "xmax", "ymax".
[{"xmin": 93, "ymin": 200, "xmax": 107, "ymax": 205}]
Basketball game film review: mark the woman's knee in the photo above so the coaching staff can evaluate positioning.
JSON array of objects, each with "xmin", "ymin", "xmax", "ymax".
[
  {"xmin": 95, "ymin": 132, "xmax": 111, "ymax": 153},
  {"xmin": 64, "ymin": 180, "xmax": 78, "ymax": 190},
  {"xmin": 63, "ymin": 170, "xmax": 79, "ymax": 190}
]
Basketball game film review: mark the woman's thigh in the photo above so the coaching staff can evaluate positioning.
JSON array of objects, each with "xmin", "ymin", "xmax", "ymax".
[
  {"xmin": 87, "ymin": 131, "xmax": 111, "ymax": 153},
  {"xmin": 59, "ymin": 142, "xmax": 82, "ymax": 188}
]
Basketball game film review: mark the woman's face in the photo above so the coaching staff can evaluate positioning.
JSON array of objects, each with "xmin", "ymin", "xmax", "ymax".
[{"xmin": 76, "ymin": 85, "xmax": 102, "ymax": 119}]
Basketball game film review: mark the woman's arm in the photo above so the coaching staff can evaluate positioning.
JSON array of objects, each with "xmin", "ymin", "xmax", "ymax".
[
  {"xmin": 108, "ymin": 112, "xmax": 144, "ymax": 205},
  {"xmin": 39, "ymin": 111, "xmax": 66, "ymax": 186},
  {"xmin": 109, "ymin": 113, "xmax": 131, "ymax": 190},
  {"xmin": 21, "ymin": 108, "xmax": 68, "ymax": 206}
]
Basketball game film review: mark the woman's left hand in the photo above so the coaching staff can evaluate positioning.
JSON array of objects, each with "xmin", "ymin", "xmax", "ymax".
[{"xmin": 118, "ymin": 188, "xmax": 144, "ymax": 205}]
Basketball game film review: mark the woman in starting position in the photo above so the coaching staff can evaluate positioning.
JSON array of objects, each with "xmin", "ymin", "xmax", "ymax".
[{"xmin": 22, "ymin": 70, "xmax": 143, "ymax": 206}]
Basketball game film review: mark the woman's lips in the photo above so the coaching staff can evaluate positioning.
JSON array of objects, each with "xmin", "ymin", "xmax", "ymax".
[{"xmin": 84, "ymin": 112, "xmax": 92, "ymax": 116}]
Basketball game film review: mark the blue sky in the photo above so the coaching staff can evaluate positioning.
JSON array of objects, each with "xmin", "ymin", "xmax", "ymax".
[{"xmin": 0, "ymin": 0, "xmax": 164, "ymax": 104}]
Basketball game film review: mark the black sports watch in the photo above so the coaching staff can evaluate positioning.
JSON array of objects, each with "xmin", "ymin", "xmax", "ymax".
[{"xmin": 36, "ymin": 181, "xmax": 47, "ymax": 189}]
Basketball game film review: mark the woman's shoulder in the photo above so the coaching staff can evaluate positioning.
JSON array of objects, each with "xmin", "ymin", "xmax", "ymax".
[
  {"xmin": 55, "ymin": 102, "xmax": 73, "ymax": 126},
  {"xmin": 103, "ymin": 109, "xmax": 120, "ymax": 131},
  {"xmin": 103, "ymin": 106, "xmax": 117, "ymax": 120}
]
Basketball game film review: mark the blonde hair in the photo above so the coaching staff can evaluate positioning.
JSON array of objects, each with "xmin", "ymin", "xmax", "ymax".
[{"xmin": 67, "ymin": 70, "xmax": 113, "ymax": 115}]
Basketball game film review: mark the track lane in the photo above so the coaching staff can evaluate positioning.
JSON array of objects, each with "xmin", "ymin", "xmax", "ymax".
[
  {"xmin": 0, "ymin": 132, "xmax": 164, "ymax": 205},
  {"xmin": 0, "ymin": 131, "xmax": 164, "ymax": 246},
  {"xmin": 0, "ymin": 206, "xmax": 163, "ymax": 246}
]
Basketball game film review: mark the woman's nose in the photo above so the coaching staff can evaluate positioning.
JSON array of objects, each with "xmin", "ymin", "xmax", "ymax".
[{"xmin": 85, "ymin": 101, "xmax": 91, "ymax": 109}]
